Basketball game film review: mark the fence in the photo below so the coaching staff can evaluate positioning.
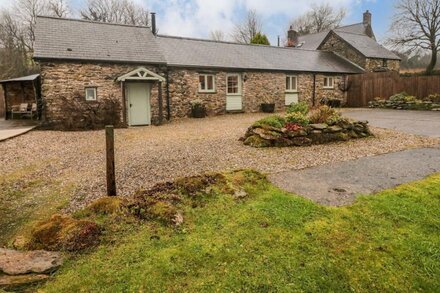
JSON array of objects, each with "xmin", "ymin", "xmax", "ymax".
[
  {"xmin": 346, "ymin": 71, "xmax": 440, "ymax": 107},
  {"xmin": 0, "ymin": 86, "xmax": 5, "ymax": 119}
]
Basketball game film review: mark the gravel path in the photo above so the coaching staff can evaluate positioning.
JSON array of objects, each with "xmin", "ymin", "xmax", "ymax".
[{"xmin": 1, "ymin": 113, "xmax": 440, "ymax": 211}]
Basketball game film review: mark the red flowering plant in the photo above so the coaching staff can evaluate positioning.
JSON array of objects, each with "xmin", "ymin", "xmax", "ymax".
[{"xmin": 284, "ymin": 122, "xmax": 303, "ymax": 132}]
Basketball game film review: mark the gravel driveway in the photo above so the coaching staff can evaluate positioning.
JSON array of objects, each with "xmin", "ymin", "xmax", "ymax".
[{"xmin": 1, "ymin": 113, "xmax": 440, "ymax": 212}]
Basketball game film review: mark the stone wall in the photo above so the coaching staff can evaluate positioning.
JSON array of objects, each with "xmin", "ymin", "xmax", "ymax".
[
  {"xmin": 365, "ymin": 58, "xmax": 400, "ymax": 72},
  {"xmin": 39, "ymin": 60, "xmax": 347, "ymax": 128},
  {"xmin": 319, "ymin": 33, "xmax": 367, "ymax": 69}
]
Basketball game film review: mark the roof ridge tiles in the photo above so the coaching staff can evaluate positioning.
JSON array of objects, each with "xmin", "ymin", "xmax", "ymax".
[{"xmin": 36, "ymin": 15, "xmax": 151, "ymax": 29}]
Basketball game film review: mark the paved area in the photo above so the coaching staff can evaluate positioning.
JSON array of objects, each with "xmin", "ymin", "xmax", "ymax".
[
  {"xmin": 343, "ymin": 108, "xmax": 440, "ymax": 137},
  {"xmin": 0, "ymin": 120, "xmax": 39, "ymax": 142},
  {"xmin": 269, "ymin": 146, "xmax": 440, "ymax": 206}
]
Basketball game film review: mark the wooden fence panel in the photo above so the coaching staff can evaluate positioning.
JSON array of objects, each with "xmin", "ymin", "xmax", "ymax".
[{"xmin": 346, "ymin": 72, "xmax": 440, "ymax": 107}]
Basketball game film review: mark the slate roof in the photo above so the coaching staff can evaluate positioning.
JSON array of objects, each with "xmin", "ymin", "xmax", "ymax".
[
  {"xmin": 34, "ymin": 16, "xmax": 363, "ymax": 74},
  {"xmin": 332, "ymin": 31, "xmax": 400, "ymax": 60},
  {"xmin": 157, "ymin": 36, "xmax": 363, "ymax": 73},
  {"xmin": 34, "ymin": 16, "xmax": 166, "ymax": 64},
  {"xmin": 298, "ymin": 23, "xmax": 370, "ymax": 50},
  {"xmin": 297, "ymin": 22, "xmax": 399, "ymax": 60}
]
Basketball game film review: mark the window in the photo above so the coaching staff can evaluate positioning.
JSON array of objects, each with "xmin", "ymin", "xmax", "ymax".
[
  {"xmin": 85, "ymin": 87, "xmax": 97, "ymax": 101},
  {"xmin": 227, "ymin": 74, "xmax": 241, "ymax": 95},
  {"xmin": 323, "ymin": 77, "xmax": 334, "ymax": 89},
  {"xmin": 199, "ymin": 74, "xmax": 215, "ymax": 93},
  {"xmin": 286, "ymin": 75, "xmax": 298, "ymax": 92},
  {"xmin": 382, "ymin": 59, "xmax": 387, "ymax": 67}
]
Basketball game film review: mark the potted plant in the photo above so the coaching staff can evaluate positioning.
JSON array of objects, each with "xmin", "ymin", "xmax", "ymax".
[
  {"xmin": 190, "ymin": 99, "xmax": 206, "ymax": 118},
  {"xmin": 261, "ymin": 97, "xmax": 275, "ymax": 113}
]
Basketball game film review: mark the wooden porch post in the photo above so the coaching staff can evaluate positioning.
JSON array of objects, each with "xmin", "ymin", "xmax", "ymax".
[
  {"xmin": 158, "ymin": 81, "xmax": 163, "ymax": 125},
  {"xmin": 121, "ymin": 81, "xmax": 127, "ymax": 126}
]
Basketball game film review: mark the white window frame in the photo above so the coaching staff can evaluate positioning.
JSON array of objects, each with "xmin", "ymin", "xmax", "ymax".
[
  {"xmin": 286, "ymin": 75, "xmax": 298, "ymax": 93},
  {"xmin": 323, "ymin": 76, "xmax": 334, "ymax": 89},
  {"xmin": 198, "ymin": 74, "xmax": 216, "ymax": 93},
  {"xmin": 85, "ymin": 87, "xmax": 97, "ymax": 101},
  {"xmin": 226, "ymin": 74, "xmax": 242, "ymax": 96}
]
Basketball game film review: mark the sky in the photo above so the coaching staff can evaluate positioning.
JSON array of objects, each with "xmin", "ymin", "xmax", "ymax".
[{"xmin": 0, "ymin": 0, "xmax": 396, "ymax": 44}]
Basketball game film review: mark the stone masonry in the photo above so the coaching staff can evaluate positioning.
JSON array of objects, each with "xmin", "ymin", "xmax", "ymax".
[{"xmin": 39, "ymin": 61, "xmax": 346, "ymax": 127}]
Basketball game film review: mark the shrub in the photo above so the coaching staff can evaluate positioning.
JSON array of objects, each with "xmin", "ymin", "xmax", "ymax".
[
  {"xmin": 287, "ymin": 101, "xmax": 309, "ymax": 115},
  {"xmin": 253, "ymin": 115, "xmax": 286, "ymax": 129},
  {"xmin": 285, "ymin": 112, "xmax": 310, "ymax": 126},
  {"xmin": 426, "ymin": 94, "xmax": 440, "ymax": 103},
  {"xmin": 389, "ymin": 92, "xmax": 416, "ymax": 102},
  {"xmin": 308, "ymin": 105, "xmax": 341, "ymax": 124}
]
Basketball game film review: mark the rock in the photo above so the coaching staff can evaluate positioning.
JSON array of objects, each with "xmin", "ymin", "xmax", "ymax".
[
  {"xmin": 309, "ymin": 123, "xmax": 328, "ymax": 130},
  {"xmin": 328, "ymin": 125, "xmax": 343, "ymax": 132},
  {"xmin": 291, "ymin": 137, "xmax": 312, "ymax": 146},
  {"xmin": 243, "ymin": 135, "xmax": 272, "ymax": 148},
  {"xmin": 0, "ymin": 248, "xmax": 63, "ymax": 275},
  {"xmin": 233, "ymin": 189, "xmax": 247, "ymax": 199},
  {"xmin": 311, "ymin": 130, "xmax": 322, "ymax": 134},
  {"xmin": 0, "ymin": 274, "xmax": 49, "ymax": 291},
  {"xmin": 274, "ymin": 137, "xmax": 294, "ymax": 147},
  {"xmin": 253, "ymin": 128, "xmax": 281, "ymax": 140}
]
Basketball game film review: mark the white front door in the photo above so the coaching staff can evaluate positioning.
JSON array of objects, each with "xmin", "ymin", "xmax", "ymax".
[
  {"xmin": 226, "ymin": 74, "xmax": 243, "ymax": 111},
  {"xmin": 127, "ymin": 83, "xmax": 151, "ymax": 126}
]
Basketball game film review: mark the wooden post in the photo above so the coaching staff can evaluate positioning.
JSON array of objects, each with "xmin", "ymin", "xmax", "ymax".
[
  {"xmin": 106, "ymin": 125, "xmax": 117, "ymax": 196},
  {"xmin": 158, "ymin": 81, "xmax": 163, "ymax": 125}
]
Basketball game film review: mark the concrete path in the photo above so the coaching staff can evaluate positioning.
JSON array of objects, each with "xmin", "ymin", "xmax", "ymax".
[
  {"xmin": 0, "ymin": 120, "xmax": 39, "ymax": 142},
  {"xmin": 343, "ymin": 108, "xmax": 440, "ymax": 137},
  {"xmin": 269, "ymin": 146, "xmax": 440, "ymax": 206}
]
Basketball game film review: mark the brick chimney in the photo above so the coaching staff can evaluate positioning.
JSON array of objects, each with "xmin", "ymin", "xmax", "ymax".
[
  {"xmin": 287, "ymin": 26, "xmax": 298, "ymax": 47},
  {"xmin": 363, "ymin": 10, "xmax": 372, "ymax": 26}
]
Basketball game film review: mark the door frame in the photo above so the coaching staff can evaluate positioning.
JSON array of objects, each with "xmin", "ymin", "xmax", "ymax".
[
  {"xmin": 226, "ymin": 73, "xmax": 243, "ymax": 111},
  {"xmin": 126, "ymin": 82, "xmax": 151, "ymax": 126}
]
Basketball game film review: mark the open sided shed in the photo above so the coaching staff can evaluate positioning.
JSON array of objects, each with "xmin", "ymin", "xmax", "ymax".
[{"xmin": 0, "ymin": 74, "xmax": 42, "ymax": 120}]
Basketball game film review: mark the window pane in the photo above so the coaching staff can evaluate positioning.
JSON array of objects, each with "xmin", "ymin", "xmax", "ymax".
[
  {"xmin": 324, "ymin": 78, "xmax": 328, "ymax": 87},
  {"xmin": 199, "ymin": 75, "xmax": 206, "ymax": 90},
  {"xmin": 292, "ymin": 77, "xmax": 297, "ymax": 90},
  {"xmin": 227, "ymin": 76, "xmax": 238, "ymax": 94},
  {"xmin": 86, "ymin": 88, "xmax": 96, "ymax": 100},
  {"xmin": 207, "ymin": 75, "xmax": 214, "ymax": 90},
  {"xmin": 286, "ymin": 77, "xmax": 291, "ymax": 90}
]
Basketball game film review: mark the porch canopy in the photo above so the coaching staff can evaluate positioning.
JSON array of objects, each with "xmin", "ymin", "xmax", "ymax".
[
  {"xmin": 117, "ymin": 67, "xmax": 166, "ymax": 125},
  {"xmin": 0, "ymin": 74, "xmax": 42, "ymax": 120}
]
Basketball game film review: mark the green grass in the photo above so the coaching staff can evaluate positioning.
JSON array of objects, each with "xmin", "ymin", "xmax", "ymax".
[{"xmin": 42, "ymin": 171, "xmax": 440, "ymax": 292}]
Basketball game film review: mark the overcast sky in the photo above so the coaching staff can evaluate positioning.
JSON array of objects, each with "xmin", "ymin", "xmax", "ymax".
[{"xmin": 0, "ymin": 0, "xmax": 395, "ymax": 44}]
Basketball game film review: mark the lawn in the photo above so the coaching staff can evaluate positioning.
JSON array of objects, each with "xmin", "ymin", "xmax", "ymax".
[{"xmin": 40, "ymin": 170, "xmax": 440, "ymax": 292}]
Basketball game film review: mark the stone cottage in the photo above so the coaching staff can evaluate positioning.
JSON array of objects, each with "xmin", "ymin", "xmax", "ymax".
[
  {"xmin": 34, "ymin": 15, "xmax": 369, "ymax": 127},
  {"xmin": 295, "ymin": 11, "xmax": 401, "ymax": 72}
]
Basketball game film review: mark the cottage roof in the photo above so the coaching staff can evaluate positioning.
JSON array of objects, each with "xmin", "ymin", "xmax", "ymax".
[
  {"xmin": 329, "ymin": 31, "xmax": 401, "ymax": 60},
  {"xmin": 157, "ymin": 35, "xmax": 363, "ymax": 73},
  {"xmin": 297, "ymin": 23, "xmax": 399, "ymax": 60},
  {"xmin": 298, "ymin": 23, "xmax": 371, "ymax": 50},
  {"xmin": 34, "ymin": 16, "xmax": 166, "ymax": 64},
  {"xmin": 34, "ymin": 16, "xmax": 363, "ymax": 74}
]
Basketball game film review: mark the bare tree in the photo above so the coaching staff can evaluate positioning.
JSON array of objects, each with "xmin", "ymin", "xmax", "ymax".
[
  {"xmin": 388, "ymin": 0, "xmax": 440, "ymax": 74},
  {"xmin": 80, "ymin": 0, "xmax": 150, "ymax": 26},
  {"xmin": 232, "ymin": 9, "xmax": 262, "ymax": 44},
  {"xmin": 289, "ymin": 3, "xmax": 346, "ymax": 35},
  {"xmin": 49, "ymin": 0, "xmax": 70, "ymax": 18},
  {"xmin": 210, "ymin": 30, "xmax": 226, "ymax": 41}
]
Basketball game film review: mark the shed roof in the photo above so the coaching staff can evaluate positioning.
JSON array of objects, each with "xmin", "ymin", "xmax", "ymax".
[{"xmin": 0, "ymin": 74, "xmax": 40, "ymax": 83}]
